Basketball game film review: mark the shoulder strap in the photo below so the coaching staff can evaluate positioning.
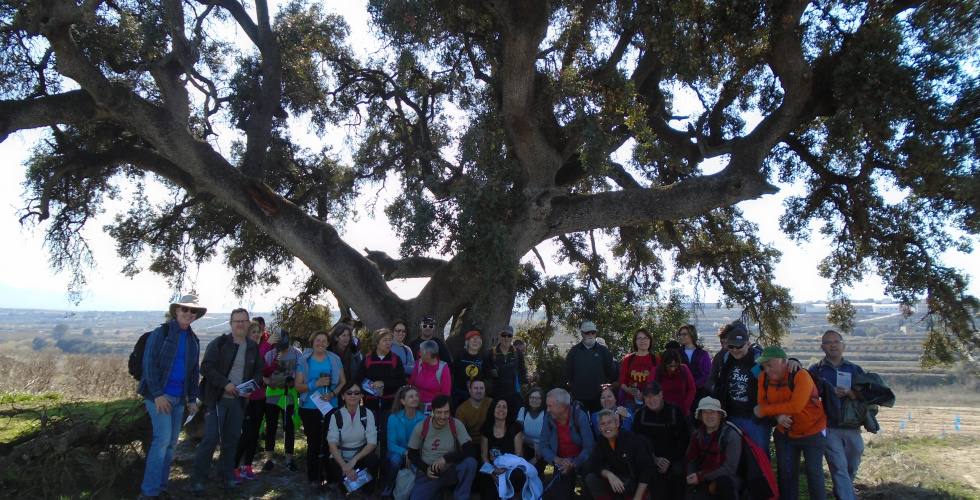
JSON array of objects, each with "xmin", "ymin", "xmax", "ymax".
[
  {"xmin": 333, "ymin": 407, "xmax": 344, "ymax": 429},
  {"xmin": 435, "ymin": 361, "xmax": 447, "ymax": 384},
  {"xmin": 359, "ymin": 406, "xmax": 368, "ymax": 427},
  {"xmin": 421, "ymin": 416, "xmax": 432, "ymax": 441}
]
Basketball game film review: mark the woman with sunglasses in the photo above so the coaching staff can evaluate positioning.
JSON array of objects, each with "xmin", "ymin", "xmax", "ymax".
[
  {"xmin": 327, "ymin": 382, "xmax": 380, "ymax": 494},
  {"xmin": 383, "ymin": 386, "xmax": 427, "ymax": 497},
  {"xmin": 490, "ymin": 325, "xmax": 527, "ymax": 421},
  {"xmin": 390, "ymin": 319, "xmax": 415, "ymax": 375}
]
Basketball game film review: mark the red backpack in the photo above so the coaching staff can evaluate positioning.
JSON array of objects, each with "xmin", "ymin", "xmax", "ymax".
[{"xmin": 719, "ymin": 422, "xmax": 778, "ymax": 500}]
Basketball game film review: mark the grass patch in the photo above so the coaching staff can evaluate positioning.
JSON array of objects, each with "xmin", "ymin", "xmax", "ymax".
[
  {"xmin": 0, "ymin": 396, "xmax": 142, "ymax": 443},
  {"xmin": 0, "ymin": 391, "xmax": 63, "ymax": 404}
]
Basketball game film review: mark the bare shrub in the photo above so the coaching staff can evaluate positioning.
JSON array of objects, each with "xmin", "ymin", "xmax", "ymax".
[
  {"xmin": 0, "ymin": 350, "xmax": 58, "ymax": 393},
  {"xmin": 60, "ymin": 354, "xmax": 134, "ymax": 399}
]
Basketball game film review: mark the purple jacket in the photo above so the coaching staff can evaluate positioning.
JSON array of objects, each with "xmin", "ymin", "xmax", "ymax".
[{"xmin": 677, "ymin": 346, "xmax": 711, "ymax": 389}]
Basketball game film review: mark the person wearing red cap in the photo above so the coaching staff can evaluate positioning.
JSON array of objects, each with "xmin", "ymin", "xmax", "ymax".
[{"xmin": 450, "ymin": 330, "xmax": 494, "ymax": 408}]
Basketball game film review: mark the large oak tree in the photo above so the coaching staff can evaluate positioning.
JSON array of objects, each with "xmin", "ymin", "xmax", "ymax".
[{"xmin": 1, "ymin": 0, "xmax": 977, "ymax": 358}]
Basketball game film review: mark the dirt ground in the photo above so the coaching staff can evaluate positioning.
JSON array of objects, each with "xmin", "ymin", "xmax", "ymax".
[{"xmin": 856, "ymin": 405, "xmax": 980, "ymax": 499}]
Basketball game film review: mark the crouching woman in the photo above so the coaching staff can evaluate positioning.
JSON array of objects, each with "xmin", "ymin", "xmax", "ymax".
[{"xmin": 684, "ymin": 397, "xmax": 741, "ymax": 500}]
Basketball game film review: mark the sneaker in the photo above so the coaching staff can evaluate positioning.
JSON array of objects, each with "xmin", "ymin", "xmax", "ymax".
[
  {"xmin": 262, "ymin": 459, "xmax": 275, "ymax": 472},
  {"xmin": 186, "ymin": 484, "xmax": 205, "ymax": 497},
  {"xmin": 241, "ymin": 465, "xmax": 257, "ymax": 480},
  {"xmin": 285, "ymin": 460, "xmax": 299, "ymax": 472},
  {"xmin": 233, "ymin": 468, "xmax": 243, "ymax": 484}
]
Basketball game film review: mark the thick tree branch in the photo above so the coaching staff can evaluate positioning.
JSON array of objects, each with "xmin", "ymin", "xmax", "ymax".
[
  {"xmin": 363, "ymin": 249, "xmax": 448, "ymax": 280},
  {"xmin": 0, "ymin": 91, "xmax": 100, "ymax": 141},
  {"xmin": 543, "ymin": 168, "xmax": 778, "ymax": 239}
]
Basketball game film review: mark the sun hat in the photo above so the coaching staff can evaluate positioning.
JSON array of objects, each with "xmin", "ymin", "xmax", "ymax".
[
  {"xmin": 580, "ymin": 321, "xmax": 597, "ymax": 333},
  {"xmin": 755, "ymin": 346, "xmax": 788, "ymax": 364},
  {"xmin": 465, "ymin": 330, "xmax": 482, "ymax": 341},
  {"xmin": 695, "ymin": 397, "xmax": 727, "ymax": 419},
  {"xmin": 169, "ymin": 294, "xmax": 207, "ymax": 320}
]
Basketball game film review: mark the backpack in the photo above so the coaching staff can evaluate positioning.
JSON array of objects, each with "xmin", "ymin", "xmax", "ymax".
[
  {"xmin": 331, "ymin": 405, "xmax": 369, "ymax": 430},
  {"xmin": 414, "ymin": 359, "xmax": 448, "ymax": 385},
  {"xmin": 129, "ymin": 323, "xmax": 169, "ymax": 381},
  {"xmin": 420, "ymin": 414, "xmax": 458, "ymax": 449},
  {"xmin": 719, "ymin": 422, "xmax": 778, "ymax": 500},
  {"xmin": 763, "ymin": 369, "xmax": 842, "ymax": 423}
]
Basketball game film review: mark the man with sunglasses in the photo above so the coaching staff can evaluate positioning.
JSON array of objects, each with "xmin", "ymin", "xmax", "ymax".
[
  {"xmin": 491, "ymin": 325, "xmax": 528, "ymax": 420},
  {"xmin": 710, "ymin": 323, "xmax": 773, "ymax": 455},
  {"xmin": 408, "ymin": 315, "xmax": 453, "ymax": 365},
  {"xmin": 138, "ymin": 295, "xmax": 205, "ymax": 500}
]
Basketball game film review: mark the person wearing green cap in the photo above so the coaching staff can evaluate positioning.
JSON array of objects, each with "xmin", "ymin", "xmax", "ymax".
[{"xmin": 754, "ymin": 345, "xmax": 827, "ymax": 500}]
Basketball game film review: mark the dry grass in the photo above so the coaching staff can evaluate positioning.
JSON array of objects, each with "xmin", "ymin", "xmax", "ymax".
[{"xmin": 0, "ymin": 348, "xmax": 135, "ymax": 399}]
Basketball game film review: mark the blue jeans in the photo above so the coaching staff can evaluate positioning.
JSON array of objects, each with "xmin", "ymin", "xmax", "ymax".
[
  {"xmin": 729, "ymin": 416, "xmax": 774, "ymax": 459},
  {"xmin": 824, "ymin": 427, "xmax": 863, "ymax": 500},
  {"xmin": 141, "ymin": 395, "xmax": 184, "ymax": 496},
  {"xmin": 190, "ymin": 397, "xmax": 246, "ymax": 486},
  {"xmin": 410, "ymin": 456, "xmax": 477, "ymax": 500},
  {"xmin": 774, "ymin": 430, "xmax": 827, "ymax": 500}
]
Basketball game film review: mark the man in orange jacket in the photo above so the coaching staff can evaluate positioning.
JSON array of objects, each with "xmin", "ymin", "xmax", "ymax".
[{"xmin": 754, "ymin": 346, "xmax": 827, "ymax": 500}]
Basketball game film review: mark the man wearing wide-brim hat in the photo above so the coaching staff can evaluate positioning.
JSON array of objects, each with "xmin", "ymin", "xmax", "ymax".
[
  {"xmin": 137, "ymin": 294, "xmax": 206, "ymax": 500},
  {"xmin": 683, "ymin": 397, "xmax": 742, "ymax": 499}
]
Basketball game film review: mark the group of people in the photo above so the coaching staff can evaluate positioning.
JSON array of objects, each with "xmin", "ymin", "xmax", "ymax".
[{"xmin": 138, "ymin": 295, "xmax": 875, "ymax": 500}]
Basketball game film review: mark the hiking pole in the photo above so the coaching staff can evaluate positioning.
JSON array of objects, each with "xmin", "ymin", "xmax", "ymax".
[{"xmin": 535, "ymin": 464, "xmax": 563, "ymax": 500}]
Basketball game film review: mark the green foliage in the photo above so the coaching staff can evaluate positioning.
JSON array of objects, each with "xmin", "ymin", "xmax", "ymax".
[
  {"xmin": 2, "ymin": 0, "xmax": 978, "ymax": 365},
  {"xmin": 51, "ymin": 323, "xmax": 69, "ymax": 339},
  {"xmin": 271, "ymin": 285, "xmax": 335, "ymax": 348}
]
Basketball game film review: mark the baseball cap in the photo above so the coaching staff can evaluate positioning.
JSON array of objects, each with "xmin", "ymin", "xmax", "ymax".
[
  {"xmin": 580, "ymin": 321, "xmax": 597, "ymax": 333},
  {"xmin": 756, "ymin": 346, "xmax": 788, "ymax": 364},
  {"xmin": 726, "ymin": 328, "xmax": 749, "ymax": 346},
  {"xmin": 641, "ymin": 381, "xmax": 662, "ymax": 395}
]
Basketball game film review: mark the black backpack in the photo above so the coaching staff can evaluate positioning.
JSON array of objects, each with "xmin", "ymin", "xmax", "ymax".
[
  {"xmin": 331, "ymin": 405, "xmax": 369, "ymax": 430},
  {"xmin": 129, "ymin": 323, "xmax": 169, "ymax": 381}
]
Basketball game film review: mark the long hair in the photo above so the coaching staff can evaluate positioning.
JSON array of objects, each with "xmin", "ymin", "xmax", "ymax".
[
  {"xmin": 390, "ymin": 386, "xmax": 419, "ymax": 414},
  {"xmin": 657, "ymin": 349, "xmax": 683, "ymax": 379}
]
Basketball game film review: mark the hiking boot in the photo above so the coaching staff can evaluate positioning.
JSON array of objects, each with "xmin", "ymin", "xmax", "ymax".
[
  {"xmin": 285, "ymin": 460, "xmax": 299, "ymax": 472},
  {"xmin": 241, "ymin": 465, "xmax": 257, "ymax": 480},
  {"xmin": 185, "ymin": 484, "xmax": 205, "ymax": 497},
  {"xmin": 262, "ymin": 459, "xmax": 275, "ymax": 472}
]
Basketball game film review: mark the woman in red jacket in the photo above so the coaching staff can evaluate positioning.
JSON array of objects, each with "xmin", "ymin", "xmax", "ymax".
[{"xmin": 655, "ymin": 349, "xmax": 696, "ymax": 417}]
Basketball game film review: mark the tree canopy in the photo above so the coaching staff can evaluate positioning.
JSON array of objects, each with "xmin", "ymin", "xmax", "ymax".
[{"xmin": 1, "ymin": 0, "xmax": 978, "ymax": 359}]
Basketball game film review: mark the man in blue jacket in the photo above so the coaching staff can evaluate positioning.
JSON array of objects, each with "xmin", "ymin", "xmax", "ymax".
[
  {"xmin": 138, "ymin": 295, "xmax": 204, "ymax": 500},
  {"xmin": 540, "ymin": 388, "xmax": 595, "ymax": 499},
  {"xmin": 810, "ymin": 330, "xmax": 866, "ymax": 500},
  {"xmin": 187, "ymin": 308, "xmax": 264, "ymax": 496}
]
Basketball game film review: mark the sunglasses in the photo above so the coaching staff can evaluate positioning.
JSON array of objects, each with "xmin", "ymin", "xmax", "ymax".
[
  {"xmin": 345, "ymin": 391, "xmax": 362, "ymax": 396},
  {"xmin": 499, "ymin": 333, "xmax": 513, "ymax": 338},
  {"xmin": 179, "ymin": 306, "xmax": 196, "ymax": 313},
  {"xmin": 728, "ymin": 344, "xmax": 745, "ymax": 350},
  {"xmin": 421, "ymin": 324, "xmax": 435, "ymax": 328},
  {"xmin": 393, "ymin": 328, "xmax": 406, "ymax": 333}
]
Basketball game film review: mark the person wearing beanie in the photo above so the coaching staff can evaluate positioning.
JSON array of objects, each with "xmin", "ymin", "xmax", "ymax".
[{"xmin": 450, "ymin": 330, "xmax": 493, "ymax": 408}]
